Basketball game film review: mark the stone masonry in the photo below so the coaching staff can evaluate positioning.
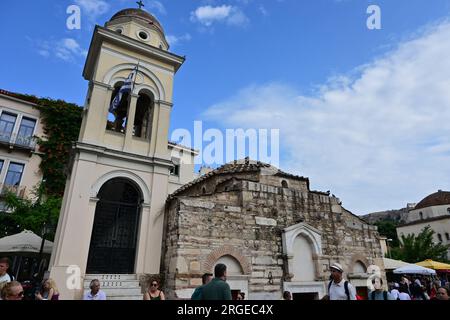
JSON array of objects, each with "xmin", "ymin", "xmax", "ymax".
[{"xmin": 161, "ymin": 159, "xmax": 385, "ymax": 299}]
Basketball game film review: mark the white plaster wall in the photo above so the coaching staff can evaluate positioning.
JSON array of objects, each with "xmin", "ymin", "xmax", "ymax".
[{"xmin": 292, "ymin": 236, "xmax": 315, "ymax": 282}]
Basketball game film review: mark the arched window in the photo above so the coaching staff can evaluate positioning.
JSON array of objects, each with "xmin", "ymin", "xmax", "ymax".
[
  {"xmin": 292, "ymin": 235, "xmax": 315, "ymax": 282},
  {"xmin": 438, "ymin": 233, "xmax": 443, "ymax": 243},
  {"xmin": 281, "ymin": 180, "xmax": 288, "ymax": 188},
  {"xmin": 352, "ymin": 261, "xmax": 366, "ymax": 274},
  {"xmin": 133, "ymin": 91, "xmax": 153, "ymax": 139},
  {"xmin": 215, "ymin": 255, "xmax": 243, "ymax": 276},
  {"xmin": 107, "ymin": 82, "xmax": 129, "ymax": 134},
  {"xmin": 419, "ymin": 212, "xmax": 423, "ymax": 220}
]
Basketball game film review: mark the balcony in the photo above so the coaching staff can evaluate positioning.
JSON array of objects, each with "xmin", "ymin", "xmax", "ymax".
[
  {"xmin": 0, "ymin": 131, "xmax": 37, "ymax": 152},
  {"xmin": 0, "ymin": 183, "xmax": 27, "ymax": 198}
]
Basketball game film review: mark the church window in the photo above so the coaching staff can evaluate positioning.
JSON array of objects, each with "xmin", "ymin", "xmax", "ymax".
[
  {"xmin": 133, "ymin": 92, "xmax": 153, "ymax": 139},
  {"xmin": 116, "ymin": 28, "xmax": 123, "ymax": 34},
  {"xmin": 281, "ymin": 180, "xmax": 288, "ymax": 188},
  {"xmin": 447, "ymin": 208, "xmax": 450, "ymax": 214},
  {"xmin": 419, "ymin": 212, "xmax": 423, "ymax": 220},
  {"xmin": 202, "ymin": 186, "xmax": 206, "ymax": 194},
  {"xmin": 437, "ymin": 233, "xmax": 443, "ymax": 242},
  {"xmin": 291, "ymin": 235, "xmax": 315, "ymax": 282},
  {"xmin": 138, "ymin": 31, "xmax": 149, "ymax": 41},
  {"xmin": 170, "ymin": 165, "xmax": 180, "ymax": 176},
  {"xmin": 446, "ymin": 233, "xmax": 450, "ymax": 241},
  {"xmin": 107, "ymin": 82, "xmax": 129, "ymax": 134}
]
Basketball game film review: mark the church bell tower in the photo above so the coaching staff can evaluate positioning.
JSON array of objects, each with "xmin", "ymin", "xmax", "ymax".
[{"xmin": 49, "ymin": 7, "xmax": 185, "ymax": 299}]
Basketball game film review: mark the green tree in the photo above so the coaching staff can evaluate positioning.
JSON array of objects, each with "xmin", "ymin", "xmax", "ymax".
[
  {"xmin": 390, "ymin": 226, "xmax": 449, "ymax": 263},
  {"xmin": 0, "ymin": 184, "xmax": 61, "ymax": 240},
  {"xmin": 375, "ymin": 219, "xmax": 400, "ymax": 247}
]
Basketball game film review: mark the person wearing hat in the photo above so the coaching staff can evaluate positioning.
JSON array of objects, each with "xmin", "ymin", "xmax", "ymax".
[{"xmin": 325, "ymin": 262, "xmax": 356, "ymax": 300}]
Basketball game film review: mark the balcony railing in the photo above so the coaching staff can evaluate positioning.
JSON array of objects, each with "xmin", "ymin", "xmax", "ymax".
[
  {"xmin": 0, "ymin": 131, "xmax": 37, "ymax": 150},
  {"xmin": 0, "ymin": 183, "xmax": 27, "ymax": 198}
]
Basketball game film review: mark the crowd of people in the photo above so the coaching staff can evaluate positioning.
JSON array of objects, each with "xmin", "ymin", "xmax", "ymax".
[
  {"xmin": 321, "ymin": 262, "xmax": 449, "ymax": 301},
  {"xmin": 1, "ymin": 255, "xmax": 449, "ymax": 301},
  {"xmin": 386, "ymin": 275, "xmax": 449, "ymax": 301}
]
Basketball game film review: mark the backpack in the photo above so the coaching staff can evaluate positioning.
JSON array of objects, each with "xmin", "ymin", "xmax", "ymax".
[
  {"xmin": 328, "ymin": 280, "xmax": 350, "ymax": 300},
  {"xmin": 371, "ymin": 291, "xmax": 388, "ymax": 300}
]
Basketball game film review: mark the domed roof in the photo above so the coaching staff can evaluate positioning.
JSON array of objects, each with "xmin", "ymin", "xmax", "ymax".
[
  {"xmin": 415, "ymin": 190, "xmax": 450, "ymax": 210},
  {"xmin": 110, "ymin": 8, "xmax": 164, "ymax": 34}
]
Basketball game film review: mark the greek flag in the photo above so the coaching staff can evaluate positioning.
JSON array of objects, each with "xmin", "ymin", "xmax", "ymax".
[{"xmin": 109, "ymin": 67, "xmax": 137, "ymax": 113}]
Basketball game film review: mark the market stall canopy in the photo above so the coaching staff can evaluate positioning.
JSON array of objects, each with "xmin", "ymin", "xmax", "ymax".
[
  {"xmin": 0, "ymin": 230, "xmax": 53, "ymax": 254},
  {"xmin": 416, "ymin": 259, "xmax": 450, "ymax": 270},
  {"xmin": 393, "ymin": 264, "xmax": 436, "ymax": 275},
  {"xmin": 383, "ymin": 257, "xmax": 410, "ymax": 270}
]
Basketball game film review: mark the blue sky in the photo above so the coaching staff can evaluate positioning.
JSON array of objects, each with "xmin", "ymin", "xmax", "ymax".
[{"xmin": 1, "ymin": 0, "xmax": 450, "ymax": 214}]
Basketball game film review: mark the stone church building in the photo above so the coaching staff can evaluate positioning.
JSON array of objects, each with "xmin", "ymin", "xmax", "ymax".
[
  {"xmin": 48, "ymin": 8, "xmax": 385, "ymax": 300},
  {"xmin": 163, "ymin": 159, "xmax": 385, "ymax": 300}
]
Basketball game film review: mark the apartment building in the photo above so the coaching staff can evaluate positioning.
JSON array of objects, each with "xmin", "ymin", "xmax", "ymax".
[{"xmin": 0, "ymin": 90, "xmax": 44, "ymax": 205}]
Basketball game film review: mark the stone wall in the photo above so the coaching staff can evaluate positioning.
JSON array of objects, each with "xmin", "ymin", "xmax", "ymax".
[{"xmin": 162, "ymin": 173, "xmax": 385, "ymax": 299}]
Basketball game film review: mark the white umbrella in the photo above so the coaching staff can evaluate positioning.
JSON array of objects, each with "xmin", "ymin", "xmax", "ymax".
[
  {"xmin": 393, "ymin": 263, "xmax": 436, "ymax": 275},
  {"xmin": 383, "ymin": 257, "xmax": 410, "ymax": 270},
  {"xmin": 0, "ymin": 230, "xmax": 53, "ymax": 254}
]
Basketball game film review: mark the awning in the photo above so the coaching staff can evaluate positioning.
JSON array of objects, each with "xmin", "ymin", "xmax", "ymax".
[
  {"xmin": 383, "ymin": 257, "xmax": 410, "ymax": 270},
  {"xmin": 393, "ymin": 264, "xmax": 436, "ymax": 275},
  {"xmin": 0, "ymin": 230, "xmax": 53, "ymax": 254},
  {"xmin": 416, "ymin": 259, "xmax": 450, "ymax": 270}
]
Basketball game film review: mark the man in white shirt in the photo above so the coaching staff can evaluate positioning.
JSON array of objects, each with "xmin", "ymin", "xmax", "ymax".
[
  {"xmin": 327, "ymin": 262, "xmax": 356, "ymax": 300},
  {"xmin": 83, "ymin": 279, "xmax": 107, "ymax": 300},
  {"xmin": 0, "ymin": 257, "xmax": 12, "ymax": 284}
]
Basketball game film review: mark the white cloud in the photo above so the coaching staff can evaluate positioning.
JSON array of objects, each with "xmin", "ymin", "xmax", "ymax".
[
  {"xmin": 203, "ymin": 21, "xmax": 450, "ymax": 214},
  {"xmin": 259, "ymin": 5, "xmax": 269, "ymax": 17},
  {"xmin": 146, "ymin": 0, "xmax": 166, "ymax": 15},
  {"xmin": 35, "ymin": 38, "xmax": 87, "ymax": 62},
  {"xmin": 166, "ymin": 33, "xmax": 192, "ymax": 47},
  {"xmin": 75, "ymin": 0, "xmax": 110, "ymax": 20},
  {"xmin": 55, "ymin": 38, "xmax": 88, "ymax": 61},
  {"xmin": 190, "ymin": 5, "xmax": 249, "ymax": 27},
  {"xmin": 38, "ymin": 50, "xmax": 50, "ymax": 58}
]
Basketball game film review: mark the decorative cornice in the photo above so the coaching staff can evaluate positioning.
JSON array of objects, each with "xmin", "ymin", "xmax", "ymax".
[
  {"xmin": 91, "ymin": 80, "xmax": 113, "ymax": 90},
  {"xmin": 74, "ymin": 141, "xmax": 173, "ymax": 169},
  {"xmin": 84, "ymin": 26, "xmax": 185, "ymax": 80},
  {"xmin": 157, "ymin": 100, "xmax": 173, "ymax": 108}
]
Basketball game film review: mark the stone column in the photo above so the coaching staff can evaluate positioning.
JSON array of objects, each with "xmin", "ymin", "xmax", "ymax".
[
  {"xmin": 123, "ymin": 93, "xmax": 139, "ymax": 151},
  {"xmin": 149, "ymin": 100, "xmax": 172, "ymax": 158},
  {"xmin": 79, "ymin": 81, "xmax": 113, "ymax": 144},
  {"xmin": 134, "ymin": 203, "xmax": 151, "ymax": 274}
]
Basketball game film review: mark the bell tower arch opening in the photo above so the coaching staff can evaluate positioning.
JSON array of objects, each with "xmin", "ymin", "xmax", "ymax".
[
  {"xmin": 134, "ymin": 90, "xmax": 154, "ymax": 139},
  {"xmin": 107, "ymin": 81, "xmax": 129, "ymax": 134}
]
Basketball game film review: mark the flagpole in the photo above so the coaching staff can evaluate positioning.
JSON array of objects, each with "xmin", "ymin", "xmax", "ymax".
[
  {"xmin": 126, "ymin": 61, "xmax": 140, "ymax": 134},
  {"xmin": 133, "ymin": 60, "xmax": 141, "ymax": 92}
]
